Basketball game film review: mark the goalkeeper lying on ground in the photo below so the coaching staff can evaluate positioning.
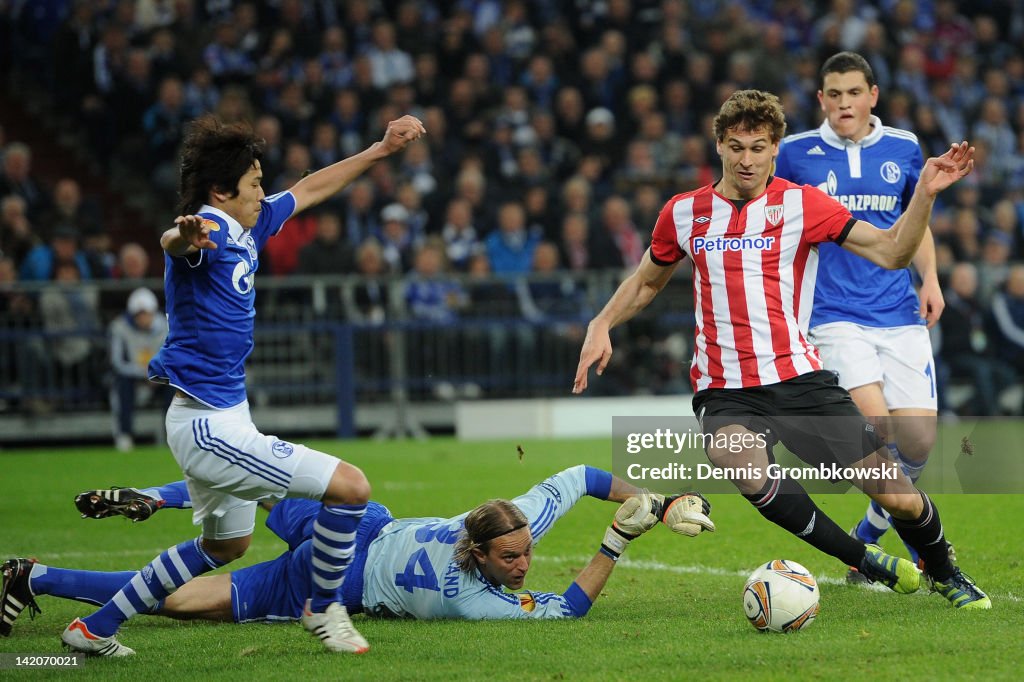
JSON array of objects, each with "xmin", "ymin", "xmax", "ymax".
[{"xmin": 1, "ymin": 466, "xmax": 712, "ymax": 634}]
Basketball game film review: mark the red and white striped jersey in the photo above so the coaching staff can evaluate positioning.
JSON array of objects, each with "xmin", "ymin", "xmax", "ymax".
[{"xmin": 650, "ymin": 176, "xmax": 855, "ymax": 391}]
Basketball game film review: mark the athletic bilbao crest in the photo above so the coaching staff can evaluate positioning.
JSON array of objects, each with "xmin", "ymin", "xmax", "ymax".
[{"xmin": 764, "ymin": 204, "xmax": 784, "ymax": 226}]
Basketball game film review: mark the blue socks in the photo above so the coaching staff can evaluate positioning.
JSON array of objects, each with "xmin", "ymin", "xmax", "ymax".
[
  {"xmin": 139, "ymin": 481, "xmax": 192, "ymax": 509},
  {"xmin": 81, "ymin": 537, "xmax": 223, "ymax": 637},
  {"xmin": 309, "ymin": 503, "xmax": 365, "ymax": 612},
  {"xmin": 30, "ymin": 564, "xmax": 138, "ymax": 607}
]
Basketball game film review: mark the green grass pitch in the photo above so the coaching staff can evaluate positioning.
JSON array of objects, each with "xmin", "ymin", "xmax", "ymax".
[{"xmin": 1, "ymin": 436, "xmax": 1021, "ymax": 680}]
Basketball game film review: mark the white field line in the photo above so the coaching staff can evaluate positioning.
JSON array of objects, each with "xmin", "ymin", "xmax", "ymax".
[
  {"xmin": 27, "ymin": 547, "xmax": 1020, "ymax": 604},
  {"xmin": 536, "ymin": 554, "xmax": 1023, "ymax": 603}
]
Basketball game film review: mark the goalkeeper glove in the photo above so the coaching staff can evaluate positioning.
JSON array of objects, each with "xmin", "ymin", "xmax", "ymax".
[
  {"xmin": 651, "ymin": 492, "xmax": 715, "ymax": 536},
  {"xmin": 601, "ymin": 491, "xmax": 659, "ymax": 560}
]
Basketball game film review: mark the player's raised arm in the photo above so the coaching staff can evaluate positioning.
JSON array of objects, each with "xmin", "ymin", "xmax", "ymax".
[
  {"xmin": 160, "ymin": 214, "xmax": 218, "ymax": 256},
  {"xmin": 289, "ymin": 115, "xmax": 426, "ymax": 215},
  {"xmin": 573, "ymin": 249, "xmax": 677, "ymax": 393},
  {"xmin": 841, "ymin": 142, "xmax": 974, "ymax": 270}
]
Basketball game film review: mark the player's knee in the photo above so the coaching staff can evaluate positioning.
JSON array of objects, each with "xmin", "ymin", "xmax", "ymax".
[
  {"xmin": 876, "ymin": 492, "xmax": 924, "ymax": 520},
  {"xmin": 322, "ymin": 462, "xmax": 371, "ymax": 506},
  {"xmin": 201, "ymin": 534, "xmax": 251, "ymax": 563}
]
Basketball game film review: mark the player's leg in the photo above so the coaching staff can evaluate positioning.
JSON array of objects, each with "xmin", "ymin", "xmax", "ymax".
[
  {"xmin": 877, "ymin": 325, "xmax": 940, "ymax": 563},
  {"xmin": 809, "ymin": 324, "xmax": 896, "ymax": 552},
  {"xmin": 696, "ymin": 406, "xmax": 917, "ymax": 593},
  {"xmin": 61, "ymin": 399, "xmax": 262, "ymax": 655},
  {"xmin": 844, "ymin": 442, "xmax": 989, "ymax": 608},
  {"xmin": 290, "ymin": 456, "xmax": 371, "ymax": 653},
  {"xmin": 847, "ymin": 383, "xmax": 895, "ymax": 548},
  {"xmin": 755, "ymin": 372, "xmax": 925, "ymax": 594},
  {"xmin": 75, "ymin": 481, "xmax": 192, "ymax": 521},
  {"xmin": 159, "ymin": 573, "xmax": 234, "ymax": 622}
]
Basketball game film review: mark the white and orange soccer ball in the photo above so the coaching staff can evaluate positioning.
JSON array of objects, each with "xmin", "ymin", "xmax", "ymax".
[{"xmin": 742, "ymin": 559, "xmax": 820, "ymax": 633}]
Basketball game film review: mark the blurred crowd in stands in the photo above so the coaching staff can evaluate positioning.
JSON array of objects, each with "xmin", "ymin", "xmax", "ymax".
[{"xmin": 1, "ymin": 0, "xmax": 1024, "ymax": 415}]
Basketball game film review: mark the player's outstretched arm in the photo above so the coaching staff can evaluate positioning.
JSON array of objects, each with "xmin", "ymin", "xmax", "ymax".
[
  {"xmin": 841, "ymin": 142, "xmax": 973, "ymax": 270},
  {"xmin": 160, "ymin": 214, "xmax": 217, "ymax": 256},
  {"xmin": 289, "ymin": 115, "xmax": 426, "ymax": 215},
  {"xmin": 573, "ymin": 250, "xmax": 677, "ymax": 393}
]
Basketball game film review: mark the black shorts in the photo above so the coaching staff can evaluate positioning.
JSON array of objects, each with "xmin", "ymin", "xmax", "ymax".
[{"xmin": 691, "ymin": 370, "xmax": 885, "ymax": 468}]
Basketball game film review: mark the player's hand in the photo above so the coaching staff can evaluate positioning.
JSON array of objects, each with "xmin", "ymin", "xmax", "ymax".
[
  {"xmin": 174, "ymin": 214, "xmax": 217, "ymax": 250},
  {"xmin": 652, "ymin": 492, "xmax": 715, "ymax": 536},
  {"xmin": 602, "ymin": 491, "xmax": 658, "ymax": 559},
  {"xmin": 918, "ymin": 277, "xmax": 945, "ymax": 328},
  {"xmin": 572, "ymin": 321, "xmax": 613, "ymax": 394},
  {"xmin": 612, "ymin": 491, "xmax": 660, "ymax": 537},
  {"xmin": 918, "ymin": 141, "xmax": 974, "ymax": 197},
  {"xmin": 380, "ymin": 115, "xmax": 426, "ymax": 154}
]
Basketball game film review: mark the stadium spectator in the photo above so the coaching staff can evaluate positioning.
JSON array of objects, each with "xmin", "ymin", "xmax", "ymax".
[
  {"xmin": 574, "ymin": 90, "xmax": 988, "ymax": 610},
  {"xmin": 19, "ymin": 225, "xmax": 92, "ymax": 282},
  {"xmin": 38, "ymin": 260, "xmax": 101, "ymax": 402},
  {"xmin": 296, "ymin": 212, "xmax": 355, "ymax": 275},
  {"xmin": 0, "ymin": 143, "xmax": 49, "ymax": 222},
  {"xmin": 108, "ymin": 288, "xmax": 172, "ymax": 452},
  {"xmin": 2, "ymin": 467, "xmax": 711, "ymax": 630},
  {"xmin": 404, "ymin": 240, "xmax": 467, "ymax": 399},
  {"xmin": 440, "ymin": 197, "xmax": 478, "ymax": 272},
  {"xmin": 939, "ymin": 262, "xmax": 1016, "ymax": 416},
  {"xmin": 142, "ymin": 76, "xmax": 190, "ymax": 195},
  {"xmin": 990, "ymin": 265, "xmax": 1024, "ymax": 392},
  {"xmin": 367, "ymin": 20, "xmax": 414, "ymax": 90},
  {"xmin": 485, "ymin": 201, "xmax": 539, "ymax": 274},
  {"xmin": 589, "ymin": 195, "xmax": 644, "ymax": 270},
  {"xmin": 341, "ymin": 179, "xmax": 379, "ymax": 248},
  {"xmin": 39, "ymin": 178, "xmax": 101, "ymax": 242},
  {"xmin": 114, "ymin": 243, "xmax": 150, "ymax": 281},
  {"xmin": 349, "ymin": 238, "xmax": 390, "ymax": 325},
  {"xmin": 377, "ymin": 202, "xmax": 416, "ymax": 273},
  {"xmin": 0, "ymin": 194, "xmax": 37, "ymax": 268}
]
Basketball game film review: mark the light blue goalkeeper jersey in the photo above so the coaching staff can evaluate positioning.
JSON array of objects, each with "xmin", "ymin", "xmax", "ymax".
[
  {"xmin": 148, "ymin": 192, "xmax": 296, "ymax": 407},
  {"xmin": 361, "ymin": 465, "xmax": 597, "ymax": 619},
  {"xmin": 775, "ymin": 116, "xmax": 924, "ymax": 329},
  {"xmin": 230, "ymin": 466, "xmax": 613, "ymax": 622}
]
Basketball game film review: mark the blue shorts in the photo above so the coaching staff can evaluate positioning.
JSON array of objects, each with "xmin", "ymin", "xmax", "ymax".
[{"xmin": 231, "ymin": 500, "xmax": 394, "ymax": 622}]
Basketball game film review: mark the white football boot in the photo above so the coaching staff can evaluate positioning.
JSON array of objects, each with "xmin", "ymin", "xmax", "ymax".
[
  {"xmin": 301, "ymin": 600, "xmax": 369, "ymax": 653},
  {"xmin": 61, "ymin": 618, "xmax": 135, "ymax": 656}
]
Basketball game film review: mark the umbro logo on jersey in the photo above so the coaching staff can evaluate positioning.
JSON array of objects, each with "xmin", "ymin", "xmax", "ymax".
[
  {"xmin": 806, "ymin": 145, "xmax": 826, "ymax": 156},
  {"xmin": 694, "ymin": 216, "xmax": 711, "ymax": 224}
]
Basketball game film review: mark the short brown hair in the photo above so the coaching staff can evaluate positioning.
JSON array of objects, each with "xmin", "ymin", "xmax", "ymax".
[
  {"xmin": 712, "ymin": 90, "xmax": 787, "ymax": 143},
  {"xmin": 452, "ymin": 500, "xmax": 529, "ymax": 573},
  {"xmin": 820, "ymin": 51, "xmax": 876, "ymax": 90}
]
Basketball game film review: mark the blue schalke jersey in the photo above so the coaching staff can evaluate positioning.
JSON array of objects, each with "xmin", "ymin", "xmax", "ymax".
[
  {"xmin": 149, "ymin": 192, "xmax": 296, "ymax": 407},
  {"xmin": 775, "ymin": 116, "xmax": 923, "ymax": 328}
]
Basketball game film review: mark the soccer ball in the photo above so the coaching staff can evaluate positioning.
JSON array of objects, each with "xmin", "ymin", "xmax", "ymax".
[{"xmin": 742, "ymin": 559, "xmax": 820, "ymax": 633}]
